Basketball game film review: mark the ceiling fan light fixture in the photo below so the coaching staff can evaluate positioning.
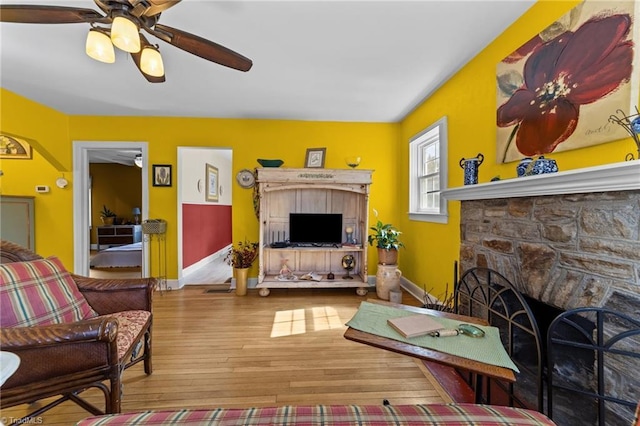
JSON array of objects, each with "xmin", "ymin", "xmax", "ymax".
[
  {"xmin": 86, "ymin": 28, "xmax": 115, "ymax": 63},
  {"xmin": 140, "ymin": 45, "xmax": 165, "ymax": 77},
  {"xmin": 111, "ymin": 15, "xmax": 140, "ymax": 53}
]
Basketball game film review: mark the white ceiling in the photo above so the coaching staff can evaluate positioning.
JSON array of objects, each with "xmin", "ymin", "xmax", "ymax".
[{"xmin": 0, "ymin": 0, "xmax": 535, "ymax": 124}]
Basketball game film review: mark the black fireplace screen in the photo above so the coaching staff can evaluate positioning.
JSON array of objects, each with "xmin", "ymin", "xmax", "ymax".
[
  {"xmin": 547, "ymin": 307, "xmax": 640, "ymax": 426},
  {"xmin": 455, "ymin": 267, "xmax": 544, "ymax": 411}
]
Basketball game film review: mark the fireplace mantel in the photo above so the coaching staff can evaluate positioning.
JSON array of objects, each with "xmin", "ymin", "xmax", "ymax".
[{"xmin": 441, "ymin": 160, "xmax": 640, "ymax": 201}]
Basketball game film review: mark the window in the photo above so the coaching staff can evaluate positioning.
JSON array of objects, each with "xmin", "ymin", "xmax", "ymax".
[{"xmin": 409, "ymin": 117, "xmax": 448, "ymax": 223}]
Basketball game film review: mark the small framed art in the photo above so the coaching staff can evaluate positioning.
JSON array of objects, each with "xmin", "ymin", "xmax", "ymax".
[
  {"xmin": 153, "ymin": 164, "xmax": 172, "ymax": 187},
  {"xmin": 206, "ymin": 163, "xmax": 219, "ymax": 202},
  {"xmin": 0, "ymin": 134, "xmax": 32, "ymax": 159},
  {"xmin": 305, "ymin": 147, "xmax": 326, "ymax": 168}
]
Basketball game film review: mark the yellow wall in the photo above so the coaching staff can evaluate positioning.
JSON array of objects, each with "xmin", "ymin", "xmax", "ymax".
[
  {"xmin": 69, "ymin": 116, "xmax": 399, "ymax": 277},
  {"xmin": 1, "ymin": 105, "xmax": 399, "ymax": 277},
  {"xmin": 398, "ymin": 0, "xmax": 640, "ymax": 297},
  {"xmin": 0, "ymin": 90, "xmax": 75, "ymax": 267}
]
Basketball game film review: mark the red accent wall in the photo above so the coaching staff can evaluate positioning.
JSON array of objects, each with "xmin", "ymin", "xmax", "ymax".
[{"xmin": 182, "ymin": 204, "xmax": 232, "ymax": 268}]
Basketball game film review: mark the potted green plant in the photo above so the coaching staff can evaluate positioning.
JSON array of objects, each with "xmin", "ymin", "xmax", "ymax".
[
  {"xmin": 100, "ymin": 205, "xmax": 116, "ymax": 226},
  {"xmin": 368, "ymin": 215, "xmax": 404, "ymax": 265},
  {"xmin": 225, "ymin": 239, "xmax": 259, "ymax": 296}
]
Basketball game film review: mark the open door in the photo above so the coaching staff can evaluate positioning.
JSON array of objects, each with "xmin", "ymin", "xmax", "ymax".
[{"xmin": 73, "ymin": 141, "xmax": 149, "ymax": 277}]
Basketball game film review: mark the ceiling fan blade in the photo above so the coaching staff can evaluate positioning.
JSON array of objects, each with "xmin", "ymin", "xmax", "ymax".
[
  {"xmin": 149, "ymin": 23, "xmax": 252, "ymax": 72},
  {"xmin": 131, "ymin": 51, "xmax": 166, "ymax": 83},
  {"xmin": 0, "ymin": 5, "xmax": 107, "ymax": 24}
]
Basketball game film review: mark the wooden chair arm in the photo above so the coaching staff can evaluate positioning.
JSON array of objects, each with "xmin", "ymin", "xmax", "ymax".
[
  {"xmin": 0, "ymin": 240, "xmax": 42, "ymax": 263},
  {"xmin": 0, "ymin": 317, "xmax": 118, "ymax": 349},
  {"xmin": 0, "ymin": 318, "xmax": 120, "ymax": 388},
  {"xmin": 72, "ymin": 275, "xmax": 156, "ymax": 314}
]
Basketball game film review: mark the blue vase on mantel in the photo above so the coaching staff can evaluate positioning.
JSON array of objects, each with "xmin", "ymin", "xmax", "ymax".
[
  {"xmin": 532, "ymin": 156, "xmax": 558, "ymax": 175},
  {"xmin": 459, "ymin": 153, "xmax": 484, "ymax": 185},
  {"xmin": 516, "ymin": 157, "xmax": 534, "ymax": 177},
  {"xmin": 517, "ymin": 156, "xmax": 558, "ymax": 177}
]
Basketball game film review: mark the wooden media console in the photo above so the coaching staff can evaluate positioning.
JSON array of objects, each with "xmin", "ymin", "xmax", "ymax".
[{"xmin": 256, "ymin": 168, "xmax": 372, "ymax": 296}]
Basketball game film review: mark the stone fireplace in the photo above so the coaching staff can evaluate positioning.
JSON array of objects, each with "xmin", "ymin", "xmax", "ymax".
[
  {"xmin": 442, "ymin": 160, "xmax": 640, "ymax": 425},
  {"xmin": 458, "ymin": 190, "xmax": 639, "ymax": 313}
]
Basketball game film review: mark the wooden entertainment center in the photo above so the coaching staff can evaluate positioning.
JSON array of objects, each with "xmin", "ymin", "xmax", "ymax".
[{"xmin": 256, "ymin": 168, "xmax": 372, "ymax": 296}]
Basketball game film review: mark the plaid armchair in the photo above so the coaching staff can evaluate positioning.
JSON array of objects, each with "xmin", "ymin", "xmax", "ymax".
[{"xmin": 0, "ymin": 240, "xmax": 155, "ymax": 420}]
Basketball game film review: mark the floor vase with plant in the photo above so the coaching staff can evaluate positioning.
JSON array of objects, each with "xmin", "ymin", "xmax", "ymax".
[
  {"xmin": 225, "ymin": 239, "xmax": 259, "ymax": 296},
  {"xmin": 368, "ymin": 212, "xmax": 404, "ymax": 300}
]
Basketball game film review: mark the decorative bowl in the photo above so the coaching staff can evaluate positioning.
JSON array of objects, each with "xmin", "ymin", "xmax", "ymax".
[
  {"xmin": 257, "ymin": 159, "xmax": 284, "ymax": 168},
  {"xmin": 345, "ymin": 156, "xmax": 361, "ymax": 168}
]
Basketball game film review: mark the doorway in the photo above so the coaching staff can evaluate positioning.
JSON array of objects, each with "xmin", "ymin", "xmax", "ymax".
[
  {"xmin": 177, "ymin": 147, "xmax": 233, "ymax": 287},
  {"xmin": 73, "ymin": 141, "xmax": 149, "ymax": 277}
]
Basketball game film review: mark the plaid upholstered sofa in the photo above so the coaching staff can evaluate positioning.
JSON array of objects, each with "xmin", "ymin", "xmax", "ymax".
[
  {"xmin": 76, "ymin": 403, "xmax": 558, "ymax": 425},
  {"xmin": 0, "ymin": 240, "xmax": 156, "ymax": 419}
]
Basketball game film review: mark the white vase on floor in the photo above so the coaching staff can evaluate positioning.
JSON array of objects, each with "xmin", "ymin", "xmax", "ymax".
[{"xmin": 376, "ymin": 264, "xmax": 402, "ymax": 300}]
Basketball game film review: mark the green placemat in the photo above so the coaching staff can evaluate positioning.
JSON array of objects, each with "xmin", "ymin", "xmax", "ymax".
[{"xmin": 346, "ymin": 301, "xmax": 519, "ymax": 372}]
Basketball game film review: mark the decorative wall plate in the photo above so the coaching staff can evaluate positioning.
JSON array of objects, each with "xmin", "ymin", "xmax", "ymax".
[
  {"xmin": 56, "ymin": 177, "xmax": 68, "ymax": 188},
  {"xmin": 236, "ymin": 169, "xmax": 255, "ymax": 188}
]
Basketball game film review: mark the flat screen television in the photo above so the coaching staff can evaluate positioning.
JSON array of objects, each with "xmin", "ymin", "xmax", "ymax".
[{"xmin": 289, "ymin": 213, "xmax": 342, "ymax": 245}]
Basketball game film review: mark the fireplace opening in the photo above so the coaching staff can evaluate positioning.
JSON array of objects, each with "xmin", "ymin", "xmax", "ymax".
[
  {"xmin": 522, "ymin": 296, "xmax": 603, "ymax": 425},
  {"xmin": 471, "ymin": 284, "xmax": 635, "ymax": 425},
  {"xmin": 522, "ymin": 295, "xmax": 564, "ymax": 358},
  {"xmin": 455, "ymin": 268, "xmax": 635, "ymax": 424}
]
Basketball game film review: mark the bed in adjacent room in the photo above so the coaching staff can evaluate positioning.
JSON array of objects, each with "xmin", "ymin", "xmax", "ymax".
[{"xmin": 90, "ymin": 242, "xmax": 142, "ymax": 268}]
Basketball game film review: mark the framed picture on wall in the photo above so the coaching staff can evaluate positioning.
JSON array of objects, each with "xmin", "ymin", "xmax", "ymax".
[
  {"xmin": 495, "ymin": 1, "xmax": 638, "ymax": 163},
  {"xmin": 305, "ymin": 147, "xmax": 326, "ymax": 168},
  {"xmin": 0, "ymin": 134, "xmax": 32, "ymax": 159},
  {"xmin": 205, "ymin": 163, "xmax": 219, "ymax": 202},
  {"xmin": 152, "ymin": 164, "xmax": 172, "ymax": 187}
]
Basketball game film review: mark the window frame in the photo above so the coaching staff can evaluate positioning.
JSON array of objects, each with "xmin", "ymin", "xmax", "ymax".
[{"xmin": 408, "ymin": 116, "xmax": 448, "ymax": 224}]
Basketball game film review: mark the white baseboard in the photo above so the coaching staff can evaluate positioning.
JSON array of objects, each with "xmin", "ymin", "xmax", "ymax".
[
  {"xmin": 164, "ymin": 278, "xmax": 182, "ymax": 291},
  {"xmin": 399, "ymin": 277, "xmax": 450, "ymax": 307},
  {"xmin": 368, "ymin": 272, "xmax": 442, "ymax": 306}
]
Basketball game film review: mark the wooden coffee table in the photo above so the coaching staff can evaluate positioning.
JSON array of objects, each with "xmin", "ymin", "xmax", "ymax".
[{"xmin": 344, "ymin": 300, "xmax": 516, "ymax": 403}]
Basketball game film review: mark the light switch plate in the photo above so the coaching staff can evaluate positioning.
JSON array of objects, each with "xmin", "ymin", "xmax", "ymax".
[{"xmin": 35, "ymin": 185, "xmax": 50, "ymax": 193}]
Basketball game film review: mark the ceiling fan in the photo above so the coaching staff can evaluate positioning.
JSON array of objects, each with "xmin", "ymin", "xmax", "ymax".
[{"xmin": 0, "ymin": 0, "xmax": 253, "ymax": 83}]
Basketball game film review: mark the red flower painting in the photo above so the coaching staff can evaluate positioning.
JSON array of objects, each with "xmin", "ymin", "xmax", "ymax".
[{"xmin": 497, "ymin": 13, "xmax": 634, "ymax": 158}]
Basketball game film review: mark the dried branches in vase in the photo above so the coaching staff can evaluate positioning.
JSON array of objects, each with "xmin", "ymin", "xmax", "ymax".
[
  {"xmin": 608, "ymin": 106, "xmax": 640, "ymax": 160},
  {"xmin": 225, "ymin": 239, "xmax": 259, "ymax": 269},
  {"xmin": 422, "ymin": 283, "xmax": 455, "ymax": 313}
]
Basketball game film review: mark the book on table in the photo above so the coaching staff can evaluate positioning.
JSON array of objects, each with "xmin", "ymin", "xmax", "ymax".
[{"xmin": 387, "ymin": 314, "xmax": 444, "ymax": 338}]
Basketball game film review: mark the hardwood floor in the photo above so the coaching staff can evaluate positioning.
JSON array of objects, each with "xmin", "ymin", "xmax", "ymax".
[{"xmin": 1, "ymin": 287, "xmax": 450, "ymax": 425}]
